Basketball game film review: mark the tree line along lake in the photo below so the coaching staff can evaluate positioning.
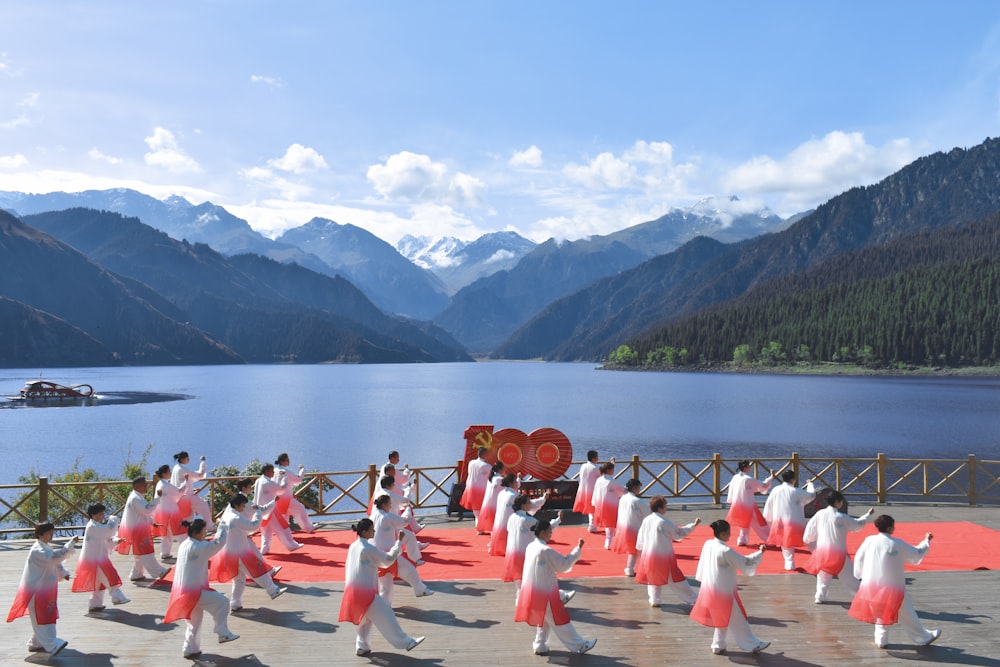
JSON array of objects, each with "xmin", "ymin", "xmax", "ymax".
[{"xmin": 1, "ymin": 362, "xmax": 999, "ymax": 485}]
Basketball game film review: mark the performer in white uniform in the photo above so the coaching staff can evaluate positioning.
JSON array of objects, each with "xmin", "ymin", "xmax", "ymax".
[
  {"xmin": 690, "ymin": 519, "xmax": 770, "ymax": 655},
  {"xmin": 635, "ymin": 495, "xmax": 700, "ymax": 607},
  {"xmin": 572, "ymin": 450, "xmax": 602, "ymax": 533},
  {"xmin": 374, "ymin": 474, "xmax": 424, "ymax": 536},
  {"xmin": 171, "ymin": 451, "xmax": 215, "ymax": 532},
  {"xmin": 475, "ymin": 461, "xmax": 507, "ymax": 534},
  {"xmin": 72, "ymin": 503, "xmax": 130, "ymax": 611},
  {"xmin": 848, "ymin": 514, "xmax": 941, "ymax": 648},
  {"xmin": 252, "ymin": 463, "xmax": 302, "ymax": 554},
  {"xmin": 490, "ymin": 474, "xmax": 546, "ymax": 556},
  {"xmin": 514, "ymin": 519, "xmax": 597, "ymax": 656},
  {"xmin": 6, "ymin": 523, "xmax": 77, "ymax": 657},
  {"xmin": 274, "ymin": 453, "xmax": 316, "ymax": 533},
  {"xmin": 459, "ymin": 447, "xmax": 492, "ymax": 522},
  {"xmin": 153, "ymin": 464, "xmax": 187, "ymax": 561},
  {"xmin": 117, "ymin": 477, "xmax": 170, "ymax": 581},
  {"xmin": 762, "ymin": 470, "xmax": 816, "ymax": 570},
  {"xmin": 339, "ymin": 519, "xmax": 425, "ymax": 656},
  {"xmin": 370, "ymin": 494, "xmax": 433, "ymax": 600},
  {"xmin": 803, "ymin": 490, "xmax": 873, "ymax": 603},
  {"xmin": 379, "ymin": 451, "xmax": 412, "ymax": 497},
  {"xmin": 210, "ymin": 494, "xmax": 286, "ymax": 611},
  {"xmin": 503, "ymin": 496, "xmax": 567, "ymax": 605},
  {"xmin": 164, "ymin": 518, "xmax": 239, "ymax": 659},
  {"xmin": 591, "ymin": 462, "xmax": 625, "ymax": 549},
  {"xmin": 610, "ymin": 478, "xmax": 649, "ymax": 576},
  {"xmin": 725, "ymin": 459, "xmax": 776, "ymax": 546}
]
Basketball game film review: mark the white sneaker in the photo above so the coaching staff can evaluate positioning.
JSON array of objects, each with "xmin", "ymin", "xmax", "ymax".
[
  {"xmin": 289, "ymin": 542, "xmax": 304, "ymax": 551},
  {"xmin": 406, "ymin": 636, "xmax": 425, "ymax": 651},
  {"xmin": 269, "ymin": 586, "xmax": 288, "ymax": 600},
  {"xmin": 218, "ymin": 632, "xmax": 239, "ymax": 644},
  {"xmin": 416, "ymin": 588, "xmax": 434, "ymax": 597},
  {"xmin": 50, "ymin": 640, "xmax": 68, "ymax": 657},
  {"xmin": 579, "ymin": 638, "xmax": 597, "ymax": 654},
  {"xmin": 624, "ymin": 568, "xmax": 635, "ymax": 577},
  {"xmin": 712, "ymin": 647, "xmax": 726, "ymax": 655},
  {"xmin": 561, "ymin": 590, "xmax": 576, "ymax": 604},
  {"xmin": 922, "ymin": 629, "xmax": 942, "ymax": 646},
  {"xmin": 752, "ymin": 641, "xmax": 770, "ymax": 654},
  {"xmin": 270, "ymin": 565, "xmax": 282, "ymax": 578}
]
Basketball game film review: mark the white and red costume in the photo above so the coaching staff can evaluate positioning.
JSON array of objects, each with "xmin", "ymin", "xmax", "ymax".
[
  {"xmin": 514, "ymin": 536, "xmax": 591, "ymax": 654},
  {"xmin": 153, "ymin": 476, "xmax": 187, "ymax": 558},
  {"xmin": 209, "ymin": 505, "xmax": 282, "ymax": 609},
  {"xmin": 849, "ymin": 531, "xmax": 937, "ymax": 646},
  {"xmin": 7, "ymin": 536, "xmax": 75, "ymax": 653},
  {"xmin": 117, "ymin": 488, "xmax": 168, "ymax": 580},
  {"xmin": 572, "ymin": 459, "xmax": 601, "ymax": 530},
  {"xmin": 591, "ymin": 473, "xmax": 625, "ymax": 548},
  {"xmin": 503, "ymin": 509, "xmax": 563, "ymax": 599},
  {"xmin": 164, "ymin": 527, "xmax": 235, "ymax": 657},
  {"xmin": 370, "ymin": 506, "xmax": 429, "ymax": 600},
  {"xmin": 635, "ymin": 511, "xmax": 698, "ymax": 606},
  {"xmin": 762, "ymin": 480, "xmax": 815, "ymax": 569},
  {"xmin": 72, "ymin": 515, "xmax": 129, "ymax": 609},
  {"xmin": 489, "ymin": 488, "xmax": 544, "ymax": 557},
  {"xmin": 275, "ymin": 463, "xmax": 315, "ymax": 533},
  {"xmin": 459, "ymin": 456, "xmax": 492, "ymax": 519},
  {"xmin": 172, "ymin": 458, "xmax": 214, "ymax": 531},
  {"xmin": 339, "ymin": 533, "xmax": 421, "ymax": 653},
  {"xmin": 725, "ymin": 470, "xmax": 775, "ymax": 545},
  {"xmin": 475, "ymin": 474, "xmax": 504, "ymax": 533},
  {"xmin": 252, "ymin": 473, "xmax": 301, "ymax": 554},
  {"xmin": 610, "ymin": 491, "xmax": 649, "ymax": 575},
  {"xmin": 803, "ymin": 504, "xmax": 871, "ymax": 603},
  {"xmin": 690, "ymin": 538, "xmax": 767, "ymax": 654}
]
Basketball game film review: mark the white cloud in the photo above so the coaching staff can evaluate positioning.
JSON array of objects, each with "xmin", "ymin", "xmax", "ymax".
[
  {"xmin": 564, "ymin": 151, "xmax": 641, "ymax": 190},
  {"xmin": 267, "ymin": 143, "xmax": 328, "ymax": 174},
  {"xmin": 1, "ymin": 92, "xmax": 39, "ymax": 130},
  {"xmin": 509, "ymin": 145, "xmax": 543, "ymax": 168},
  {"xmin": 250, "ymin": 74, "xmax": 283, "ymax": 88},
  {"xmin": 88, "ymin": 148, "xmax": 121, "ymax": 165},
  {"xmin": 623, "ymin": 140, "xmax": 674, "ymax": 165},
  {"xmin": 238, "ymin": 165, "xmax": 313, "ymax": 200},
  {"xmin": 0, "ymin": 153, "xmax": 28, "ymax": 168},
  {"xmin": 143, "ymin": 126, "xmax": 201, "ymax": 174},
  {"xmin": 722, "ymin": 131, "xmax": 916, "ymax": 214},
  {"xmin": 367, "ymin": 151, "xmax": 486, "ymax": 207}
]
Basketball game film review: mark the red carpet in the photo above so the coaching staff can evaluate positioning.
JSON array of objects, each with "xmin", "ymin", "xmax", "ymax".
[{"xmin": 154, "ymin": 521, "xmax": 1000, "ymax": 585}]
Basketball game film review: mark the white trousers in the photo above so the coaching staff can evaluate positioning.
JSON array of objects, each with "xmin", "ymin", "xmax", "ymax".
[
  {"xmin": 187, "ymin": 495, "xmax": 215, "ymax": 531},
  {"xmin": 874, "ymin": 595, "xmax": 935, "ymax": 646},
  {"xmin": 781, "ymin": 547, "xmax": 796, "ymax": 570},
  {"xmin": 401, "ymin": 530, "xmax": 422, "ymax": 560},
  {"xmin": 288, "ymin": 498, "xmax": 315, "ymax": 532},
  {"xmin": 159, "ymin": 528, "xmax": 183, "ymax": 558},
  {"xmin": 711, "ymin": 602, "xmax": 764, "ymax": 652},
  {"xmin": 130, "ymin": 552, "xmax": 167, "ymax": 579},
  {"xmin": 604, "ymin": 527, "xmax": 615, "ymax": 548},
  {"xmin": 356, "ymin": 595, "xmax": 414, "ymax": 651},
  {"xmin": 27, "ymin": 604, "xmax": 63, "ymax": 653},
  {"xmin": 737, "ymin": 522, "xmax": 769, "ymax": 545},
  {"xmin": 647, "ymin": 579, "xmax": 697, "ymax": 605},
  {"xmin": 533, "ymin": 608, "xmax": 588, "ymax": 653},
  {"xmin": 231, "ymin": 562, "xmax": 280, "ymax": 608},
  {"xmin": 260, "ymin": 522, "xmax": 300, "ymax": 553},
  {"xmin": 815, "ymin": 558, "xmax": 859, "ymax": 602},
  {"xmin": 378, "ymin": 560, "xmax": 428, "ymax": 604},
  {"xmin": 89, "ymin": 568, "xmax": 128, "ymax": 608},
  {"xmin": 182, "ymin": 589, "xmax": 232, "ymax": 656}
]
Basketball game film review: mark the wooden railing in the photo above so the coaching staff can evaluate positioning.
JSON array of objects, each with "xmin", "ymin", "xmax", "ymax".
[{"xmin": 2, "ymin": 454, "xmax": 997, "ymax": 537}]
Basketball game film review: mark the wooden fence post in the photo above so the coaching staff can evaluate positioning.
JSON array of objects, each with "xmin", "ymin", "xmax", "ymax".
[
  {"xmin": 367, "ymin": 464, "xmax": 378, "ymax": 501},
  {"xmin": 877, "ymin": 453, "xmax": 887, "ymax": 504},
  {"xmin": 713, "ymin": 453, "xmax": 722, "ymax": 504},
  {"xmin": 631, "ymin": 455, "xmax": 640, "ymax": 481},
  {"xmin": 38, "ymin": 476, "xmax": 49, "ymax": 523},
  {"xmin": 968, "ymin": 454, "xmax": 977, "ymax": 506},
  {"xmin": 791, "ymin": 452, "xmax": 800, "ymax": 483}
]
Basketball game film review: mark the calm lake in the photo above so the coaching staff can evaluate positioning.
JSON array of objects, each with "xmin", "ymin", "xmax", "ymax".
[{"xmin": 2, "ymin": 363, "xmax": 999, "ymax": 484}]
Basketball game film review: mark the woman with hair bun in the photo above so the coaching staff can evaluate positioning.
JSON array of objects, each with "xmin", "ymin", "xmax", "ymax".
[
  {"xmin": 503, "ymin": 496, "xmax": 566, "ymax": 605},
  {"xmin": 171, "ymin": 451, "xmax": 215, "ymax": 532},
  {"xmin": 209, "ymin": 494, "xmax": 286, "ymax": 612},
  {"xmin": 475, "ymin": 461, "xmax": 507, "ymax": 534},
  {"xmin": 635, "ymin": 495, "xmax": 700, "ymax": 607},
  {"xmin": 164, "ymin": 518, "xmax": 238, "ymax": 660},
  {"xmin": 610, "ymin": 478, "xmax": 649, "ymax": 576},
  {"xmin": 690, "ymin": 519, "xmax": 769, "ymax": 656},
  {"xmin": 72, "ymin": 503, "xmax": 130, "ymax": 612},
  {"xmin": 339, "ymin": 518, "xmax": 425, "ymax": 656},
  {"xmin": 591, "ymin": 460, "xmax": 624, "ymax": 549},
  {"xmin": 153, "ymin": 464, "xmax": 186, "ymax": 562}
]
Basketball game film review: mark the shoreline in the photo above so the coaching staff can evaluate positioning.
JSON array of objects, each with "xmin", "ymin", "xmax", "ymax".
[{"xmin": 600, "ymin": 362, "xmax": 1000, "ymax": 377}]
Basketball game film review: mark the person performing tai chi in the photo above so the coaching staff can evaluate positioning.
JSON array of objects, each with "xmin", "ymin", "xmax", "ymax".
[
  {"xmin": 503, "ymin": 496, "xmax": 568, "ymax": 605},
  {"xmin": 490, "ymin": 474, "xmax": 547, "ymax": 557},
  {"xmin": 460, "ymin": 447, "xmax": 492, "ymax": 523},
  {"xmin": 153, "ymin": 463, "xmax": 187, "ymax": 562},
  {"xmin": 379, "ymin": 450, "xmax": 413, "ymax": 497},
  {"xmin": 6, "ymin": 523, "xmax": 77, "ymax": 657},
  {"xmin": 274, "ymin": 453, "xmax": 316, "ymax": 533},
  {"xmin": 210, "ymin": 494, "xmax": 287, "ymax": 612},
  {"xmin": 762, "ymin": 469, "xmax": 816, "ymax": 570},
  {"xmin": 117, "ymin": 476, "xmax": 171, "ymax": 582},
  {"xmin": 374, "ymin": 474, "xmax": 425, "ymax": 537},
  {"xmin": 171, "ymin": 451, "xmax": 215, "ymax": 532},
  {"xmin": 725, "ymin": 459, "xmax": 776, "ymax": 546},
  {"xmin": 592, "ymin": 460, "xmax": 624, "ymax": 549},
  {"xmin": 514, "ymin": 519, "xmax": 597, "ymax": 656},
  {"xmin": 572, "ymin": 450, "xmax": 602, "ymax": 533},
  {"xmin": 164, "ymin": 518, "xmax": 239, "ymax": 660},
  {"xmin": 253, "ymin": 463, "xmax": 303, "ymax": 555},
  {"xmin": 339, "ymin": 519, "xmax": 426, "ymax": 656},
  {"xmin": 611, "ymin": 478, "xmax": 649, "ymax": 576},
  {"xmin": 475, "ymin": 461, "xmax": 507, "ymax": 535},
  {"xmin": 72, "ymin": 503, "xmax": 130, "ymax": 612},
  {"xmin": 848, "ymin": 514, "xmax": 941, "ymax": 649},
  {"xmin": 803, "ymin": 490, "xmax": 874, "ymax": 604},
  {"xmin": 635, "ymin": 495, "xmax": 700, "ymax": 607},
  {"xmin": 370, "ymin": 494, "xmax": 433, "ymax": 600},
  {"xmin": 690, "ymin": 519, "xmax": 770, "ymax": 656}
]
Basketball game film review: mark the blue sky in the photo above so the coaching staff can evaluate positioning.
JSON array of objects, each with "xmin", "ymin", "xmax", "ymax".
[{"xmin": 3, "ymin": 2, "xmax": 1000, "ymax": 244}]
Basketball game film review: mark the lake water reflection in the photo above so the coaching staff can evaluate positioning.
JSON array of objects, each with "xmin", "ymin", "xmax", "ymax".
[{"xmin": 1, "ymin": 363, "xmax": 998, "ymax": 483}]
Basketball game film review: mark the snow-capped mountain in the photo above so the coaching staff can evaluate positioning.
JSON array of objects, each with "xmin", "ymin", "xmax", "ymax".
[{"xmin": 397, "ymin": 231, "xmax": 537, "ymax": 292}]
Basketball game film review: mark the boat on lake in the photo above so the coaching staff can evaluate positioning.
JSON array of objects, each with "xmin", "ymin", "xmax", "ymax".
[{"xmin": 12, "ymin": 380, "xmax": 96, "ymax": 402}]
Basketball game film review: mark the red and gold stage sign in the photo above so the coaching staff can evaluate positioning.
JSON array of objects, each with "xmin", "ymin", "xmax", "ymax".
[{"xmin": 462, "ymin": 424, "xmax": 572, "ymax": 481}]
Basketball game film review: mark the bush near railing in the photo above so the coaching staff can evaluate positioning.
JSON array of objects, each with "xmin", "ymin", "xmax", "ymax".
[{"xmin": 2, "ymin": 454, "xmax": 998, "ymax": 536}]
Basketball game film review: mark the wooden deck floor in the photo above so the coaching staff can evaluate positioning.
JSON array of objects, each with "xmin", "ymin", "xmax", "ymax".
[{"xmin": 1, "ymin": 504, "xmax": 998, "ymax": 666}]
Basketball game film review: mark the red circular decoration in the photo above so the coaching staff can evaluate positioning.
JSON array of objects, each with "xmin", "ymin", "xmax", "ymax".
[
  {"xmin": 535, "ymin": 442, "xmax": 560, "ymax": 466},
  {"xmin": 497, "ymin": 443, "xmax": 523, "ymax": 467}
]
